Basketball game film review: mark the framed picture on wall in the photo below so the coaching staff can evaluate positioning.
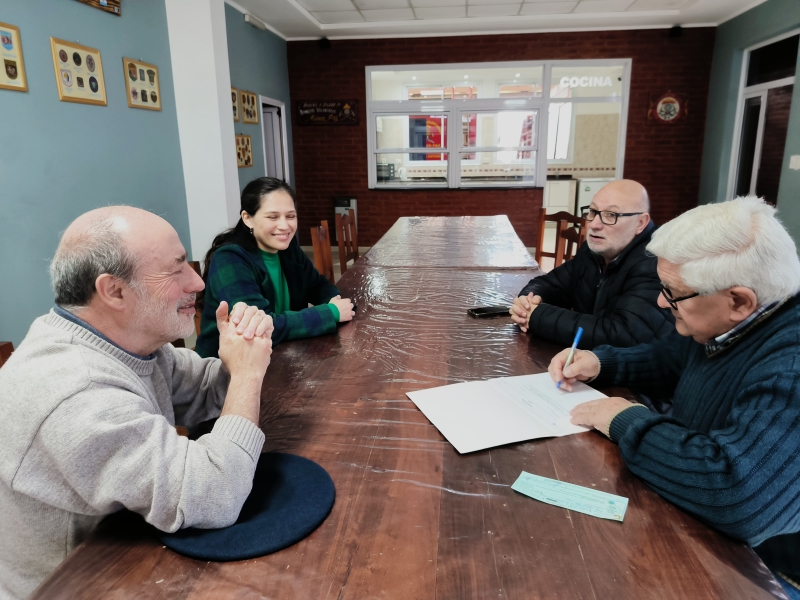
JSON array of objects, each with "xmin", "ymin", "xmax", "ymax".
[
  {"xmin": 232, "ymin": 87, "xmax": 240, "ymax": 122},
  {"xmin": 50, "ymin": 38, "xmax": 106, "ymax": 105},
  {"xmin": 241, "ymin": 90, "xmax": 258, "ymax": 124},
  {"xmin": 0, "ymin": 22, "xmax": 28, "ymax": 92},
  {"xmin": 647, "ymin": 92, "xmax": 688, "ymax": 125},
  {"xmin": 236, "ymin": 134, "xmax": 252, "ymax": 168},
  {"xmin": 76, "ymin": 0, "xmax": 121, "ymax": 16},
  {"xmin": 123, "ymin": 57, "xmax": 161, "ymax": 111}
]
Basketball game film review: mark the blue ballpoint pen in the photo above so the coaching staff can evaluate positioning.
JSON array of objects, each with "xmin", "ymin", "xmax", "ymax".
[{"xmin": 557, "ymin": 327, "xmax": 584, "ymax": 389}]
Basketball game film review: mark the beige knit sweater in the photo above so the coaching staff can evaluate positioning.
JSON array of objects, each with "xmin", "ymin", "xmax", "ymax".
[{"xmin": 0, "ymin": 311, "xmax": 265, "ymax": 599}]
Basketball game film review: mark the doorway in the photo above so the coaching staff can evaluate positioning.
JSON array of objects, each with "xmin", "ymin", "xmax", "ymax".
[
  {"xmin": 260, "ymin": 95, "xmax": 290, "ymax": 184},
  {"xmin": 730, "ymin": 32, "xmax": 798, "ymax": 206}
]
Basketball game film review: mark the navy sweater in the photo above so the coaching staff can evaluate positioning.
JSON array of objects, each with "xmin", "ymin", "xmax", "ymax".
[{"xmin": 594, "ymin": 293, "xmax": 800, "ymax": 577}]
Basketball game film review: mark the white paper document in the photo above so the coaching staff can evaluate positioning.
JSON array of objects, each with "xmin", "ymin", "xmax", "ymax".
[{"xmin": 407, "ymin": 373, "xmax": 607, "ymax": 454}]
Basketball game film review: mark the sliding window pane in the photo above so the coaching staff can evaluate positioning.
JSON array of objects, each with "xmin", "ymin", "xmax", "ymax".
[
  {"xmin": 460, "ymin": 111, "xmax": 537, "ymax": 149},
  {"xmin": 547, "ymin": 103, "xmax": 573, "ymax": 161},
  {"xmin": 460, "ymin": 151, "xmax": 536, "ymax": 184},
  {"xmin": 376, "ymin": 153, "xmax": 448, "ymax": 185},
  {"xmin": 546, "ymin": 102, "xmax": 620, "ymax": 179},
  {"xmin": 407, "ymin": 86, "xmax": 478, "ymax": 100},
  {"xmin": 376, "ymin": 115, "xmax": 448, "ymax": 151},
  {"xmin": 499, "ymin": 83, "xmax": 541, "ymax": 98},
  {"xmin": 735, "ymin": 96, "xmax": 762, "ymax": 197},
  {"xmin": 370, "ymin": 66, "xmax": 543, "ymax": 101},
  {"xmin": 747, "ymin": 35, "xmax": 798, "ymax": 86}
]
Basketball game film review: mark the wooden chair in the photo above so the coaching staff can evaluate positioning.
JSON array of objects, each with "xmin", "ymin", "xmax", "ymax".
[
  {"xmin": 311, "ymin": 221, "xmax": 335, "ymax": 284},
  {"xmin": 535, "ymin": 208, "xmax": 587, "ymax": 269},
  {"xmin": 335, "ymin": 209, "xmax": 359, "ymax": 276},
  {"xmin": 0, "ymin": 342, "xmax": 13, "ymax": 368}
]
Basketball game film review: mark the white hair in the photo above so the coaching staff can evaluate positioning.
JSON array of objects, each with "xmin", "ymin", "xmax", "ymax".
[{"xmin": 647, "ymin": 196, "xmax": 800, "ymax": 305}]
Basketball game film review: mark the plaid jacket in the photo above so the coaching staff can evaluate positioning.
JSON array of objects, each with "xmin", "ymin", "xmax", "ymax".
[{"xmin": 195, "ymin": 239, "xmax": 340, "ymax": 358}]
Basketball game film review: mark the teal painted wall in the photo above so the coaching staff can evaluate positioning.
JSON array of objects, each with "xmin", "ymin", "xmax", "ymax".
[
  {"xmin": 699, "ymin": 0, "xmax": 800, "ymax": 242},
  {"xmin": 0, "ymin": 0, "xmax": 188, "ymax": 347},
  {"xmin": 224, "ymin": 3, "xmax": 294, "ymax": 195}
]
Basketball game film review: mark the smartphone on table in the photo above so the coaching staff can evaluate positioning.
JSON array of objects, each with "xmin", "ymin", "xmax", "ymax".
[{"xmin": 467, "ymin": 305, "xmax": 510, "ymax": 318}]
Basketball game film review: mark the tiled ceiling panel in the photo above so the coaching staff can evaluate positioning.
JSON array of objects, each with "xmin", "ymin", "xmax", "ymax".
[
  {"xmin": 415, "ymin": 6, "xmax": 468, "ymax": 18},
  {"xmin": 231, "ymin": 0, "xmax": 768, "ymax": 39},
  {"xmin": 627, "ymin": 0, "xmax": 689, "ymax": 9},
  {"xmin": 312, "ymin": 9, "xmax": 366, "ymax": 22},
  {"xmin": 410, "ymin": 0, "xmax": 466, "ymax": 7},
  {"xmin": 572, "ymin": 0, "xmax": 635, "ymax": 11},
  {"xmin": 361, "ymin": 7, "xmax": 417, "ymax": 19},
  {"xmin": 296, "ymin": 0, "xmax": 356, "ymax": 11},
  {"xmin": 467, "ymin": 3, "xmax": 521, "ymax": 16},
  {"xmin": 353, "ymin": 0, "xmax": 410, "ymax": 9},
  {"xmin": 519, "ymin": 2, "xmax": 578, "ymax": 14}
]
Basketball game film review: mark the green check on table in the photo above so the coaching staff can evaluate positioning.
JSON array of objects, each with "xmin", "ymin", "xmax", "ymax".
[{"xmin": 512, "ymin": 471, "xmax": 629, "ymax": 522}]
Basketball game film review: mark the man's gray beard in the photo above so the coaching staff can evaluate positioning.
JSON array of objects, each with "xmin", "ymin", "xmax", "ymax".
[
  {"xmin": 586, "ymin": 238, "xmax": 623, "ymax": 261},
  {"xmin": 130, "ymin": 284, "xmax": 196, "ymax": 343}
]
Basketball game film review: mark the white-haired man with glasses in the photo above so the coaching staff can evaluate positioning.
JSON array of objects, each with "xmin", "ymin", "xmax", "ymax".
[
  {"xmin": 548, "ymin": 197, "xmax": 800, "ymax": 598},
  {"xmin": 511, "ymin": 179, "xmax": 673, "ymax": 349}
]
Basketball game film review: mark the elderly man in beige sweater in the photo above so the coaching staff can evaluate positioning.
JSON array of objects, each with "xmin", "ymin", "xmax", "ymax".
[{"xmin": 0, "ymin": 207, "xmax": 274, "ymax": 599}]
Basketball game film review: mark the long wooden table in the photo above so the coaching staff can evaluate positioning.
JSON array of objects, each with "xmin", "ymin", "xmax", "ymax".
[{"xmin": 32, "ymin": 217, "xmax": 786, "ymax": 599}]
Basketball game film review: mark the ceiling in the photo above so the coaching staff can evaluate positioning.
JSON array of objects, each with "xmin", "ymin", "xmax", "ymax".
[{"xmin": 226, "ymin": 0, "xmax": 767, "ymax": 40}]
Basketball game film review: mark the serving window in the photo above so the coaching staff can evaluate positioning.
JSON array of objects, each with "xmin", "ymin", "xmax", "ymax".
[{"xmin": 367, "ymin": 60, "xmax": 630, "ymax": 189}]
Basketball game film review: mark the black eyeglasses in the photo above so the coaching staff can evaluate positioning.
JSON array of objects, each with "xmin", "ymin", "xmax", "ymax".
[
  {"xmin": 582, "ymin": 208, "xmax": 644, "ymax": 226},
  {"xmin": 660, "ymin": 285, "xmax": 699, "ymax": 310}
]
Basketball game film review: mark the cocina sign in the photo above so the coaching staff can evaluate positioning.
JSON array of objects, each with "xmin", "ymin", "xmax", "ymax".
[{"xmin": 559, "ymin": 76, "xmax": 614, "ymax": 88}]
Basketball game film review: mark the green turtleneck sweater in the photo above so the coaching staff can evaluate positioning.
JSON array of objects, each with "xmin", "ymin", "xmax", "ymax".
[{"xmin": 260, "ymin": 250, "xmax": 339, "ymax": 320}]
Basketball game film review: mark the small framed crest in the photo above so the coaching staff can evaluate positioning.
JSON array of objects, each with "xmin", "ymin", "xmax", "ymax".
[
  {"xmin": 241, "ymin": 90, "xmax": 258, "ymax": 124},
  {"xmin": 236, "ymin": 134, "xmax": 252, "ymax": 168},
  {"xmin": 50, "ymin": 38, "xmax": 106, "ymax": 106},
  {"xmin": 231, "ymin": 87, "xmax": 240, "ymax": 122},
  {"xmin": 123, "ymin": 57, "xmax": 161, "ymax": 111},
  {"xmin": 0, "ymin": 22, "xmax": 28, "ymax": 92},
  {"xmin": 647, "ymin": 92, "xmax": 687, "ymax": 125}
]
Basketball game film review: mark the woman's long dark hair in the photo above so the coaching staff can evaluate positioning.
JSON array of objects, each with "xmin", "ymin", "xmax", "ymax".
[{"xmin": 198, "ymin": 177, "xmax": 297, "ymax": 308}]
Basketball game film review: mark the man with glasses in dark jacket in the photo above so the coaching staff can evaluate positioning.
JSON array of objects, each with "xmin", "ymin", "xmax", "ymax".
[{"xmin": 510, "ymin": 179, "xmax": 673, "ymax": 349}]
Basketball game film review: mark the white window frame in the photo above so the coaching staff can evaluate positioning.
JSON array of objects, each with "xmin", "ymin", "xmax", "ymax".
[
  {"xmin": 366, "ymin": 59, "xmax": 631, "ymax": 189},
  {"xmin": 546, "ymin": 102, "xmax": 577, "ymax": 164},
  {"xmin": 726, "ymin": 29, "xmax": 799, "ymax": 200},
  {"xmin": 259, "ymin": 94, "xmax": 291, "ymax": 186}
]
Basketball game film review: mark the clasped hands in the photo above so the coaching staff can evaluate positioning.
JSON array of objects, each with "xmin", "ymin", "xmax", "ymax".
[
  {"xmin": 509, "ymin": 293, "xmax": 542, "ymax": 332},
  {"xmin": 216, "ymin": 301, "xmax": 273, "ymax": 379},
  {"xmin": 548, "ymin": 347, "xmax": 635, "ymax": 437}
]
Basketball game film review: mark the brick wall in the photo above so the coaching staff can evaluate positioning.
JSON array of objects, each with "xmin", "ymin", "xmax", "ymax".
[{"xmin": 287, "ymin": 28, "xmax": 716, "ymax": 248}]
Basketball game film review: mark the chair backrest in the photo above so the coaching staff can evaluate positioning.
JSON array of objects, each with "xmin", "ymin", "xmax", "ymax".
[
  {"xmin": 0, "ymin": 341, "xmax": 14, "ymax": 368},
  {"xmin": 535, "ymin": 208, "xmax": 587, "ymax": 268},
  {"xmin": 311, "ymin": 221, "xmax": 335, "ymax": 284},
  {"xmin": 334, "ymin": 209, "xmax": 359, "ymax": 276}
]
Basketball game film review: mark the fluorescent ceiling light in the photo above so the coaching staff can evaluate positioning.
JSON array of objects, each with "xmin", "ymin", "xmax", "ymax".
[{"xmin": 244, "ymin": 14, "xmax": 268, "ymax": 30}]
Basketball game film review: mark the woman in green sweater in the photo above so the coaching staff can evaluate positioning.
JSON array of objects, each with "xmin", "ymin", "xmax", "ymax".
[{"xmin": 196, "ymin": 177, "xmax": 354, "ymax": 358}]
